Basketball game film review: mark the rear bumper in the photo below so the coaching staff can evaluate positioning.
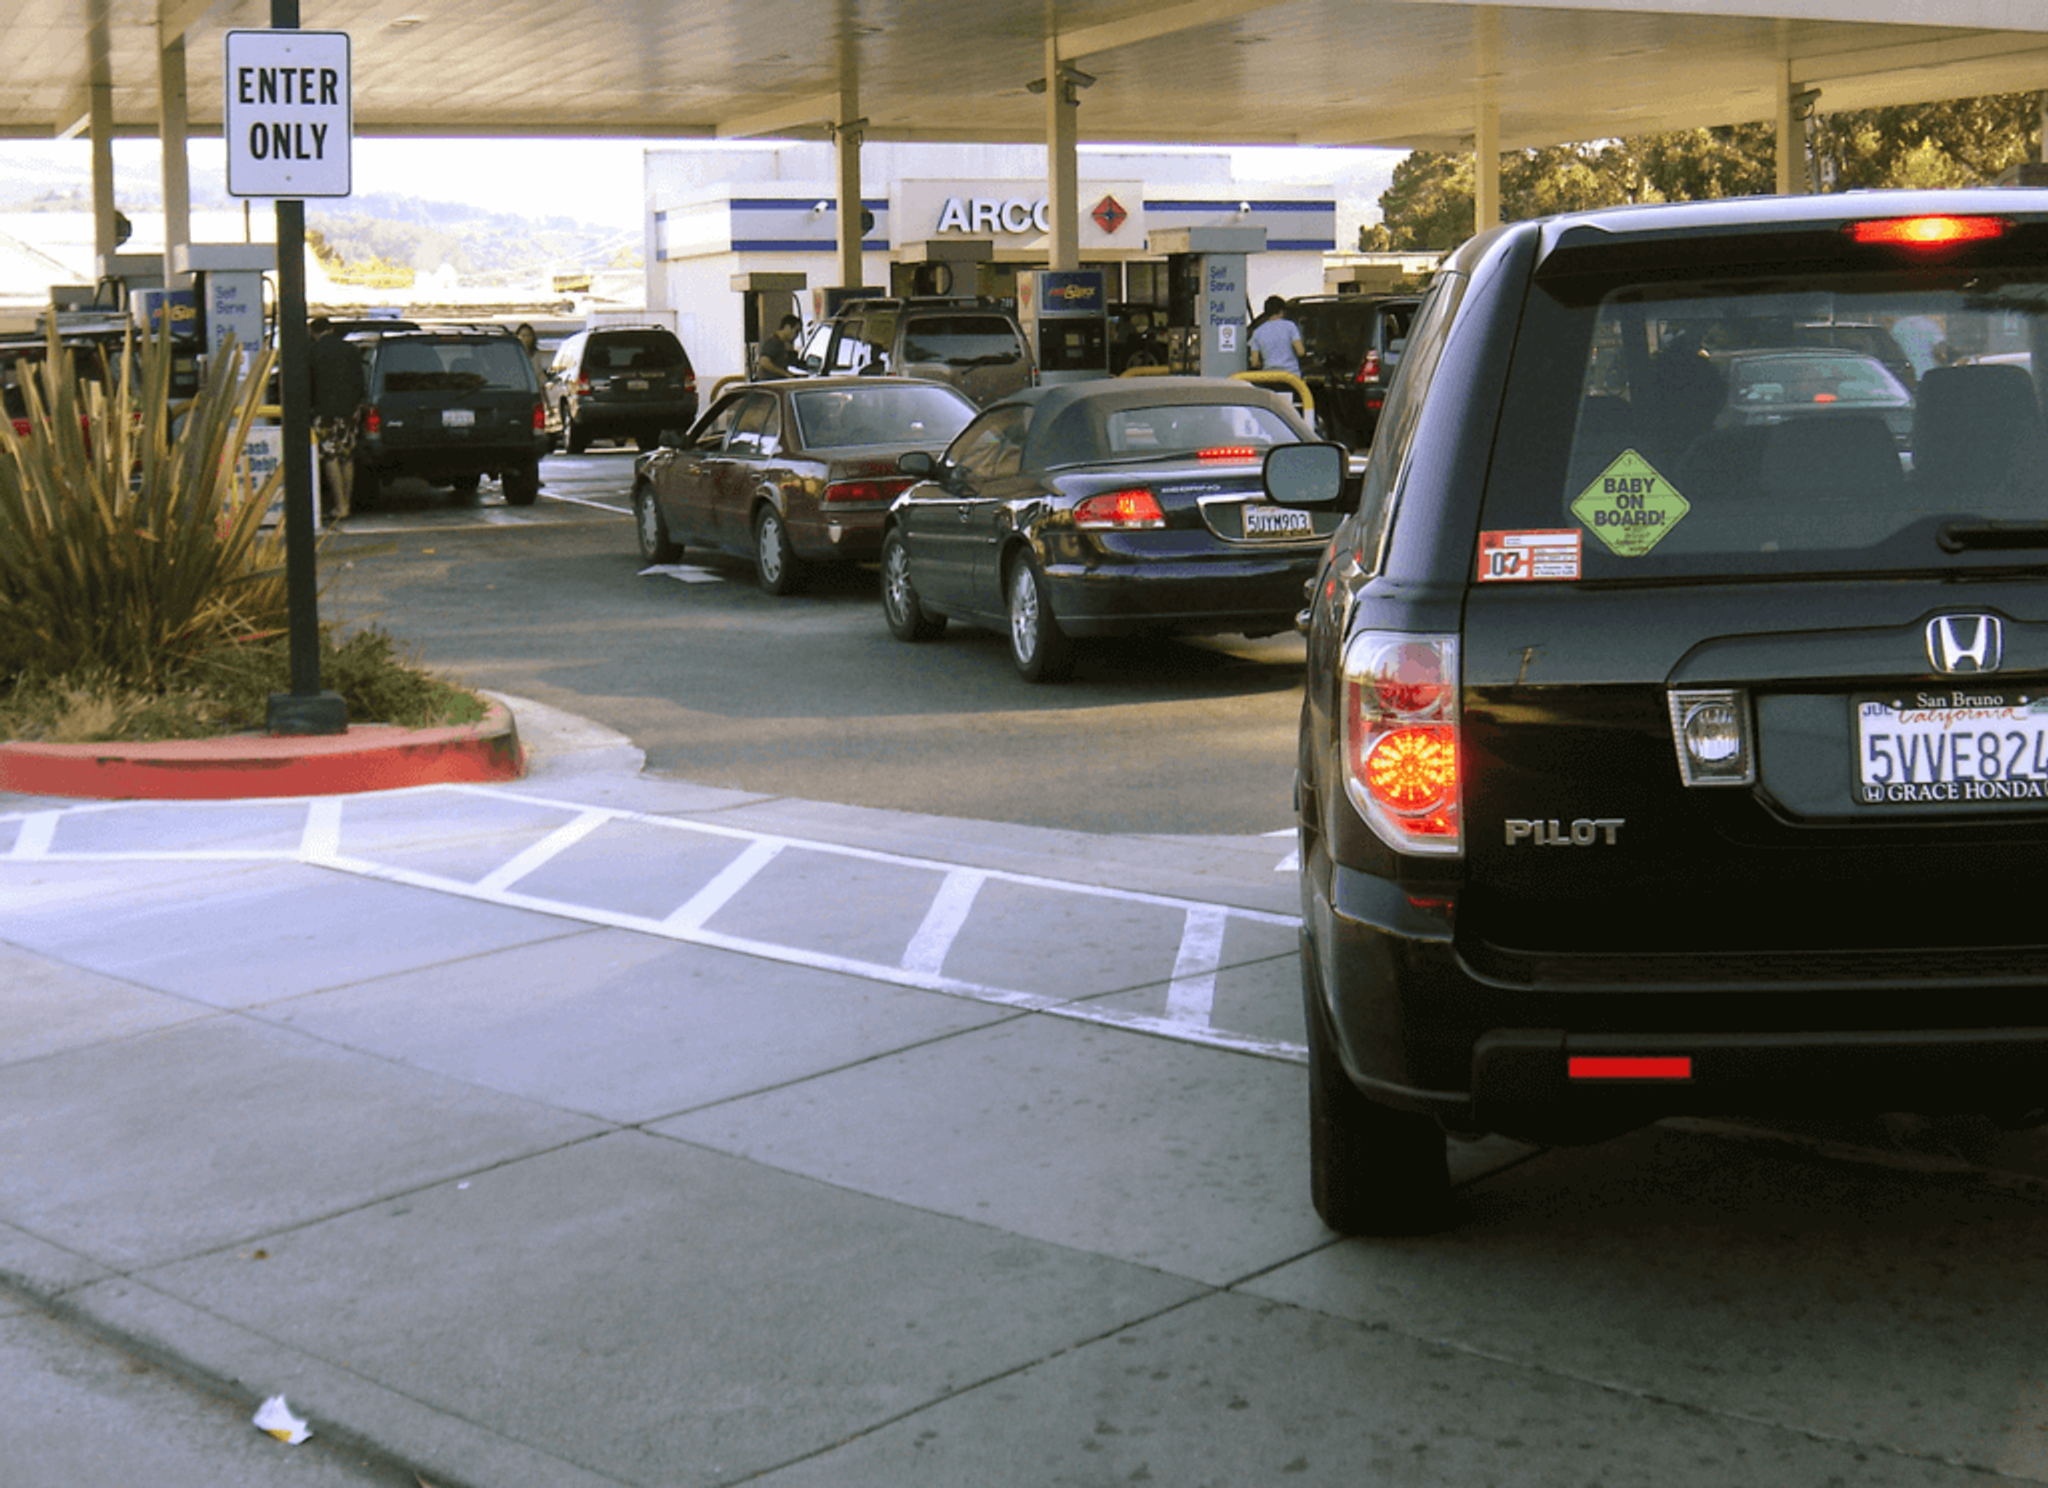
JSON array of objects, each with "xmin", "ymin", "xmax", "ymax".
[
  {"xmin": 360, "ymin": 435, "xmax": 543, "ymax": 479},
  {"xmin": 1313, "ymin": 859, "xmax": 2048, "ymax": 1136},
  {"xmin": 1043, "ymin": 553, "xmax": 1317, "ymax": 638},
  {"xmin": 789, "ymin": 506, "xmax": 887, "ymax": 562},
  {"xmin": 571, "ymin": 397, "xmax": 696, "ymax": 435}
]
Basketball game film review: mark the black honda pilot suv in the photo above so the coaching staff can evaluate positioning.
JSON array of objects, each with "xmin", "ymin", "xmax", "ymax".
[{"xmin": 1268, "ymin": 190, "xmax": 2048, "ymax": 1235}]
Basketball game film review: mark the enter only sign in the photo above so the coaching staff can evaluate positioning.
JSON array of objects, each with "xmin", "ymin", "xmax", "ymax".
[{"xmin": 223, "ymin": 30, "xmax": 351, "ymax": 199}]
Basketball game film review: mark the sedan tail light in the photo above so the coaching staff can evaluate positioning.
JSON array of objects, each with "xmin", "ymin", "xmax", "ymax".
[
  {"xmin": 1074, "ymin": 488, "xmax": 1167, "ymax": 529},
  {"xmin": 823, "ymin": 476, "xmax": 911, "ymax": 504},
  {"xmin": 1342, "ymin": 631, "xmax": 1461, "ymax": 855},
  {"xmin": 1354, "ymin": 348, "xmax": 1382, "ymax": 384}
]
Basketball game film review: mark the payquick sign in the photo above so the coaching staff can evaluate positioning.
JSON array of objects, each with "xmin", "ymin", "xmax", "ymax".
[{"xmin": 223, "ymin": 30, "xmax": 352, "ymax": 199}]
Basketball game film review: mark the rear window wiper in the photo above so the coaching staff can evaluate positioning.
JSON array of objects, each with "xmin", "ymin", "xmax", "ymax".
[{"xmin": 1938, "ymin": 520, "xmax": 2048, "ymax": 553}]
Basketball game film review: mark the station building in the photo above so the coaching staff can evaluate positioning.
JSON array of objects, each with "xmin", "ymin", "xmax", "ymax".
[{"xmin": 643, "ymin": 142, "xmax": 1349, "ymax": 386}]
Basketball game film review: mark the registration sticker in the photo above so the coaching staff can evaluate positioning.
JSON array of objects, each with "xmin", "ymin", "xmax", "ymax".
[
  {"xmin": 1477, "ymin": 529, "xmax": 1581, "ymax": 582},
  {"xmin": 1571, "ymin": 449, "xmax": 1689, "ymax": 557}
]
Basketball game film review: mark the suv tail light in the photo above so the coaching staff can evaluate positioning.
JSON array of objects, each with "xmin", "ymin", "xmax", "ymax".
[
  {"xmin": 1342, "ymin": 631, "xmax": 1461, "ymax": 855},
  {"xmin": 1074, "ymin": 488, "xmax": 1167, "ymax": 529},
  {"xmin": 1848, "ymin": 215, "xmax": 2005, "ymax": 248},
  {"xmin": 531, "ymin": 401, "xmax": 546, "ymax": 432},
  {"xmin": 683, "ymin": 370, "xmax": 697, "ymax": 394},
  {"xmin": 575, "ymin": 375, "xmax": 592, "ymax": 396},
  {"xmin": 363, "ymin": 404, "xmax": 382, "ymax": 435},
  {"xmin": 1354, "ymin": 349, "xmax": 1381, "ymax": 383}
]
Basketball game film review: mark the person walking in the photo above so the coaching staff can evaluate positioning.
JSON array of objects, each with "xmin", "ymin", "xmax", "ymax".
[
  {"xmin": 308, "ymin": 317, "xmax": 366, "ymax": 520},
  {"xmin": 1248, "ymin": 295, "xmax": 1304, "ymax": 378}
]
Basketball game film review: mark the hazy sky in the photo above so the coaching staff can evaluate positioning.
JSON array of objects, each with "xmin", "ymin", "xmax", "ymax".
[{"xmin": 0, "ymin": 136, "xmax": 1399, "ymax": 228}]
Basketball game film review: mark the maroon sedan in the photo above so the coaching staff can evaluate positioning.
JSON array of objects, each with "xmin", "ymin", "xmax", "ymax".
[{"xmin": 632, "ymin": 376, "xmax": 976, "ymax": 594}]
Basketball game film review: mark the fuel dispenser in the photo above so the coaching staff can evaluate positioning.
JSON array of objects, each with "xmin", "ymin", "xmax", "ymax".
[
  {"xmin": 172, "ymin": 243, "xmax": 276, "ymax": 380},
  {"xmin": 891, "ymin": 238, "xmax": 993, "ymax": 299},
  {"xmin": 1016, "ymin": 268, "xmax": 1109, "ymax": 386},
  {"xmin": 1151, "ymin": 226, "xmax": 1267, "ymax": 378},
  {"xmin": 732, "ymin": 271, "xmax": 806, "ymax": 377}
]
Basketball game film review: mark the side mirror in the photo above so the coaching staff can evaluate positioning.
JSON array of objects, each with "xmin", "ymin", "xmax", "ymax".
[
  {"xmin": 1263, "ymin": 441, "xmax": 1349, "ymax": 509},
  {"xmin": 897, "ymin": 449, "xmax": 937, "ymax": 479}
]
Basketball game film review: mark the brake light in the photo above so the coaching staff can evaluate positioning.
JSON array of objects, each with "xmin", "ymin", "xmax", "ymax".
[
  {"xmin": 683, "ymin": 370, "xmax": 697, "ymax": 394},
  {"xmin": 576, "ymin": 375, "xmax": 592, "ymax": 396},
  {"xmin": 1074, "ymin": 488, "xmax": 1167, "ymax": 529},
  {"xmin": 823, "ymin": 477, "xmax": 910, "ymax": 503},
  {"xmin": 1848, "ymin": 215, "xmax": 2005, "ymax": 248},
  {"xmin": 531, "ymin": 401, "xmax": 546, "ymax": 432},
  {"xmin": 1197, "ymin": 445, "xmax": 1259, "ymax": 463},
  {"xmin": 363, "ymin": 404, "xmax": 381, "ymax": 435},
  {"xmin": 1570, "ymin": 1056, "xmax": 1693, "ymax": 1081},
  {"xmin": 1354, "ymin": 349, "xmax": 1381, "ymax": 384},
  {"xmin": 1342, "ymin": 632, "xmax": 1460, "ymax": 854}
]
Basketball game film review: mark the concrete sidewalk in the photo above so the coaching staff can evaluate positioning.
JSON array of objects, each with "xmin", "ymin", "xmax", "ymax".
[{"xmin": 8, "ymin": 698, "xmax": 2048, "ymax": 1487}]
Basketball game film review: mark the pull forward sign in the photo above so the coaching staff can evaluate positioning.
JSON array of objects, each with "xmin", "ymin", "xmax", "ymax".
[{"xmin": 223, "ymin": 30, "xmax": 351, "ymax": 199}]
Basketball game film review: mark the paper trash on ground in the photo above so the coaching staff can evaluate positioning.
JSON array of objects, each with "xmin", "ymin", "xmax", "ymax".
[{"xmin": 253, "ymin": 1394, "xmax": 313, "ymax": 1444}]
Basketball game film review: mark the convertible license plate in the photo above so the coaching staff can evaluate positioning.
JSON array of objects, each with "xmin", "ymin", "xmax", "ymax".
[
  {"xmin": 1854, "ymin": 690, "xmax": 2048, "ymax": 805},
  {"xmin": 1243, "ymin": 504, "xmax": 1315, "ymax": 540},
  {"xmin": 441, "ymin": 408, "xmax": 475, "ymax": 428}
]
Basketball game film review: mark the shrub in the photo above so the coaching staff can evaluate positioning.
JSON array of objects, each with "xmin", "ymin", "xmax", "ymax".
[{"xmin": 0, "ymin": 323, "xmax": 290, "ymax": 690}]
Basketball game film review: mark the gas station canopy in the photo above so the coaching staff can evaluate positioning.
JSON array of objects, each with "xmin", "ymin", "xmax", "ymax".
[{"xmin": 9, "ymin": 0, "xmax": 2048, "ymax": 155}]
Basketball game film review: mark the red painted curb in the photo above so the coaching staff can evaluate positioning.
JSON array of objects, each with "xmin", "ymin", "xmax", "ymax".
[{"xmin": 0, "ymin": 700, "xmax": 524, "ymax": 801}]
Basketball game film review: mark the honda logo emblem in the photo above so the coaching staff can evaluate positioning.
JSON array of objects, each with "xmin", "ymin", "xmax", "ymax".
[{"xmin": 1926, "ymin": 614, "xmax": 2003, "ymax": 674}]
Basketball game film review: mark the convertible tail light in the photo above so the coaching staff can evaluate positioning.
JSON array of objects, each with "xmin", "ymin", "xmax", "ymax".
[
  {"xmin": 1848, "ymin": 215, "xmax": 2005, "ymax": 248},
  {"xmin": 1074, "ymin": 488, "xmax": 1167, "ymax": 529},
  {"xmin": 363, "ymin": 404, "xmax": 382, "ymax": 435},
  {"xmin": 1354, "ymin": 348, "xmax": 1381, "ymax": 384},
  {"xmin": 823, "ymin": 476, "xmax": 910, "ymax": 504},
  {"xmin": 1342, "ymin": 631, "xmax": 1461, "ymax": 855},
  {"xmin": 1197, "ymin": 445, "xmax": 1260, "ymax": 463}
]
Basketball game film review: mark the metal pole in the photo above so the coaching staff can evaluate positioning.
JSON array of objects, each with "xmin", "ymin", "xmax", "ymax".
[{"xmin": 263, "ymin": 0, "xmax": 345, "ymax": 735}]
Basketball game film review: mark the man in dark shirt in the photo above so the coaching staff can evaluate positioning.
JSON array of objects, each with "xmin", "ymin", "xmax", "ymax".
[
  {"xmin": 753, "ymin": 315, "xmax": 803, "ymax": 380},
  {"xmin": 308, "ymin": 317, "xmax": 366, "ymax": 519}
]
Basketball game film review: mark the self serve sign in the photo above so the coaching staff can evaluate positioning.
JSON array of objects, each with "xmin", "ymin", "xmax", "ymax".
[{"xmin": 223, "ymin": 30, "xmax": 351, "ymax": 198}]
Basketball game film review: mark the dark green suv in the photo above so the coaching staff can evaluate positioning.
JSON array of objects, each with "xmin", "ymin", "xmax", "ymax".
[
  {"xmin": 1276, "ymin": 191, "xmax": 2048, "ymax": 1234},
  {"xmin": 354, "ymin": 329, "xmax": 545, "ymax": 507}
]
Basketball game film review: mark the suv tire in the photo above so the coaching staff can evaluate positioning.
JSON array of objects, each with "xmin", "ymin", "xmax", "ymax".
[
  {"xmin": 502, "ymin": 460, "xmax": 540, "ymax": 507},
  {"xmin": 1302, "ymin": 939, "xmax": 1454, "ymax": 1235},
  {"xmin": 564, "ymin": 410, "xmax": 591, "ymax": 455},
  {"xmin": 1006, "ymin": 555, "xmax": 1072, "ymax": 683},
  {"xmin": 753, "ymin": 504, "xmax": 801, "ymax": 596},
  {"xmin": 881, "ymin": 529, "xmax": 945, "ymax": 641},
  {"xmin": 635, "ymin": 481, "xmax": 680, "ymax": 562}
]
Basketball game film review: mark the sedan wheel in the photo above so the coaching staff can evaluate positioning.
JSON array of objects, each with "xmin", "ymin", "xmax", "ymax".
[
  {"xmin": 635, "ymin": 482, "xmax": 680, "ymax": 562},
  {"xmin": 753, "ymin": 505, "xmax": 801, "ymax": 596},
  {"xmin": 881, "ymin": 530, "xmax": 945, "ymax": 641},
  {"xmin": 1006, "ymin": 555, "xmax": 1073, "ymax": 683}
]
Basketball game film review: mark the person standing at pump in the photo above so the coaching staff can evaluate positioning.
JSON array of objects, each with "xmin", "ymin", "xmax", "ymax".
[
  {"xmin": 1248, "ymin": 295, "xmax": 1304, "ymax": 377},
  {"xmin": 308, "ymin": 317, "xmax": 365, "ymax": 521},
  {"xmin": 753, "ymin": 315, "xmax": 803, "ymax": 380}
]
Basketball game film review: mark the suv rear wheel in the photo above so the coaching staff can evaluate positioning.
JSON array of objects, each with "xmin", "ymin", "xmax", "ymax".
[
  {"xmin": 563, "ymin": 408, "xmax": 590, "ymax": 455},
  {"xmin": 1303, "ymin": 941, "xmax": 1453, "ymax": 1235},
  {"xmin": 502, "ymin": 460, "xmax": 540, "ymax": 507}
]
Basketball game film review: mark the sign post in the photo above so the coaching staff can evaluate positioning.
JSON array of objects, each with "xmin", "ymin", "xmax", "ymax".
[{"xmin": 224, "ymin": 14, "xmax": 351, "ymax": 735}]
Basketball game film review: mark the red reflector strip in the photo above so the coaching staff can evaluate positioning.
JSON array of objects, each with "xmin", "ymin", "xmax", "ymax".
[
  {"xmin": 1848, "ymin": 215, "xmax": 2005, "ymax": 247},
  {"xmin": 1569, "ymin": 1056, "xmax": 1693, "ymax": 1081}
]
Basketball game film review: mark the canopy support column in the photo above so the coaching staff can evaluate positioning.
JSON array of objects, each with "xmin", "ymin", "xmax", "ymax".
[{"xmin": 158, "ymin": 28, "xmax": 193, "ymax": 287}]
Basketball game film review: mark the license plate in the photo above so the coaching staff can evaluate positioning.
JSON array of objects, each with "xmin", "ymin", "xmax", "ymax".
[
  {"xmin": 1854, "ymin": 689, "xmax": 2048, "ymax": 805},
  {"xmin": 1243, "ymin": 504, "xmax": 1315, "ymax": 540},
  {"xmin": 441, "ymin": 408, "xmax": 475, "ymax": 428},
  {"xmin": 624, "ymin": 379, "xmax": 649, "ymax": 391}
]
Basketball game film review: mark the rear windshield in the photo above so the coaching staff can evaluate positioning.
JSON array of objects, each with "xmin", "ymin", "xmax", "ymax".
[
  {"xmin": 585, "ymin": 333, "xmax": 686, "ymax": 372},
  {"xmin": 900, "ymin": 316, "xmax": 1022, "ymax": 367},
  {"xmin": 377, "ymin": 339, "xmax": 535, "ymax": 393},
  {"xmin": 1098, "ymin": 402, "xmax": 1299, "ymax": 459},
  {"xmin": 1482, "ymin": 262, "xmax": 2048, "ymax": 579},
  {"xmin": 791, "ymin": 384, "xmax": 974, "ymax": 448}
]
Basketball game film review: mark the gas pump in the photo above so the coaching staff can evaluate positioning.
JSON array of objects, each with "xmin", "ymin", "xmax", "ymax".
[
  {"xmin": 1016, "ymin": 269, "xmax": 1109, "ymax": 386},
  {"xmin": 732, "ymin": 271, "xmax": 806, "ymax": 377},
  {"xmin": 1150, "ymin": 227, "xmax": 1267, "ymax": 378},
  {"xmin": 173, "ymin": 244, "xmax": 276, "ymax": 382}
]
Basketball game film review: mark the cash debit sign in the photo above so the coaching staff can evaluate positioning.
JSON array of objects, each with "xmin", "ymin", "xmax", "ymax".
[{"xmin": 223, "ymin": 30, "xmax": 352, "ymax": 199}]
